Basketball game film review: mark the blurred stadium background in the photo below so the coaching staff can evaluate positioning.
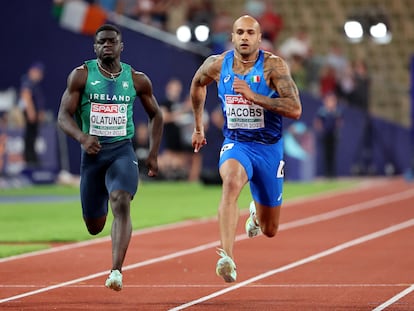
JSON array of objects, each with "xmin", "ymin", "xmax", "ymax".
[{"xmin": 0, "ymin": 0, "xmax": 413, "ymax": 187}]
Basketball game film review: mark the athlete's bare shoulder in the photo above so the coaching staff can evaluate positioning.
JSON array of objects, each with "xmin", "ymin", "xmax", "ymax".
[
  {"xmin": 263, "ymin": 51, "xmax": 290, "ymax": 72},
  {"xmin": 131, "ymin": 68, "xmax": 149, "ymax": 80},
  {"xmin": 262, "ymin": 51, "xmax": 300, "ymax": 103},
  {"xmin": 195, "ymin": 52, "xmax": 227, "ymax": 85},
  {"xmin": 75, "ymin": 64, "xmax": 86, "ymax": 71},
  {"xmin": 67, "ymin": 64, "xmax": 88, "ymax": 90},
  {"xmin": 131, "ymin": 68, "xmax": 152, "ymax": 94},
  {"xmin": 263, "ymin": 51, "xmax": 293, "ymax": 83},
  {"xmin": 204, "ymin": 53, "xmax": 225, "ymax": 69}
]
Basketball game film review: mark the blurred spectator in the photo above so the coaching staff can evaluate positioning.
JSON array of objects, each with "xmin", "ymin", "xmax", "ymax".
[
  {"xmin": 209, "ymin": 104, "xmax": 224, "ymax": 130},
  {"xmin": 350, "ymin": 59, "xmax": 370, "ymax": 111},
  {"xmin": 278, "ymin": 25, "xmax": 311, "ymax": 62},
  {"xmin": 158, "ymin": 78, "xmax": 208, "ymax": 181},
  {"xmin": 158, "ymin": 77, "xmax": 184, "ymax": 169},
  {"xmin": 244, "ymin": 0, "xmax": 265, "ymax": 18},
  {"xmin": 258, "ymin": 0, "xmax": 283, "ymax": 44},
  {"xmin": 199, "ymin": 104, "xmax": 223, "ymax": 185},
  {"xmin": 290, "ymin": 54, "xmax": 308, "ymax": 91},
  {"xmin": 18, "ymin": 62, "xmax": 46, "ymax": 168},
  {"xmin": 0, "ymin": 113, "xmax": 7, "ymax": 176},
  {"xmin": 117, "ymin": 0, "xmax": 140, "ymax": 18},
  {"xmin": 244, "ymin": 0, "xmax": 283, "ymax": 46},
  {"xmin": 134, "ymin": 0, "xmax": 156, "ymax": 25},
  {"xmin": 158, "ymin": 78, "xmax": 192, "ymax": 180},
  {"xmin": 314, "ymin": 92, "xmax": 343, "ymax": 178},
  {"xmin": 319, "ymin": 64, "xmax": 338, "ymax": 97},
  {"xmin": 177, "ymin": 95, "xmax": 209, "ymax": 181},
  {"xmin": 187, "ymin": 0, "xmax": 214, "ymax": 28},
  {"xmin": 0, "ymin": 88, "xmax": 21, "ymax": 129},
  {"xmin": 151, "ymin": 0, "xmax": 171, "ymax": 30},
  {"xmin": 209, "ymin": 10, "xmax": 232, "ymax": 54},
  {"xmin": 128, "ymin": 0, "xmax": 170, "ymax": 29},
  {"xmin": 133, "ymin": 122, "xmax": 151, "ymax": 179},
  {"xmin": 165, "ymin": 0, "xmax": 191, "ymax": 34},
  {"xmin": 349, "ymin": 59, "xmax": 374, "ymax": 175},
  {"xmin": 304, "ymin": 49, "xmax": 325, "ymax": 96},
  {"xmin": 325, "ymin": 41, "xmax": 349, "ymax": 80},
  {"xmin": 336, "ymin": 63, "xmax": 355, "ymax": 104},
  {"xmin": 284, "ymin": 121, "xmax": 316, "ymax": 181}
]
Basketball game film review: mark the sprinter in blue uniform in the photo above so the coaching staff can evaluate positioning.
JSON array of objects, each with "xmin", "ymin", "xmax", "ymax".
[{"xmin": 190, "ymin": 15, "xmax": 302, "ymax": 282}]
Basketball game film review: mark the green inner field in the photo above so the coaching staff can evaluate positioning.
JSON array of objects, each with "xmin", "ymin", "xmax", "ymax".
[{"xmin": 0, "ymin": 180, "xmax": 355, "ymax": 258}]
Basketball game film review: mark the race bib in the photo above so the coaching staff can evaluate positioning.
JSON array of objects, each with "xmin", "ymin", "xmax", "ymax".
[
  {"xmin": 225, "ymin": 94, "xmax": 264, "ymax": 129},
  {"xmin": 89, "ymin": 102, "xmax": 127, "ymax": 137}
]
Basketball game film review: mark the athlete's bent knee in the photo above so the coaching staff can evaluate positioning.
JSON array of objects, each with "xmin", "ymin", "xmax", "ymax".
[
  {"xmin": 110, "ymin": 190, "xmax": 131, "ymax": 215},
  {"xmin": 87, "ymin": 226, "xmax": 103, "ymax": 235},
  {"xmin": 261, "ymin": 223, "xmax": 279, "ymax": 238},
  {"xmin": 221, "ymin": 177, "xmax": 244, "ymax": 194},
  {"xmin": 110, "ymin": 190, "xmax": 131, "ymax": 205},
  {"xmin": 84, "ymin": 216, "xmax": 106, "ymax": 235}
]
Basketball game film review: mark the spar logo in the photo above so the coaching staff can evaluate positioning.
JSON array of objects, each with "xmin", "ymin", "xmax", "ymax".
[
  {"xmin": 92, "ymin": 103, "xmax": 127, "ymax": 113},
  {"xmin": 225, "ymin": 94, "xmax": 253, "ymax": 105}
]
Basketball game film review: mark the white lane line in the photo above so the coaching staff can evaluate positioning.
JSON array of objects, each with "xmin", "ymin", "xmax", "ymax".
[
  {"xmin": 0, "ymin": 219, "xmax": 213, "ymax": 263},
  {"xmin": 0, "ymin": 271, "xmax": 106, "ymax": 304},
  {"xmin": 168, "ymin": 219, "xmax": 414, "ymax": 311},
  {"xmin": 372, "ymin": 284, "xmax": 414, "ymax": 311},
  {"xmin": 0, "ymin": 181, "xmax": 402, "ymax": 264},
  {"xmin": 1, "ymin": 189, "xmax": 413, "ymax": 304},
  {"xmin": 280, "ymin": 188, "xmax": 414, "ymax": 230},
  {"xmin": 0, "ymin": 242, "xmax": 222, "ymax": 304},
  {"xmin": 1, "ymin": 283, "xmax": 411, "ymax": 289},
  {"xmin": 283, "ymin": 177, "xmax": 391, "ymax": 208}
]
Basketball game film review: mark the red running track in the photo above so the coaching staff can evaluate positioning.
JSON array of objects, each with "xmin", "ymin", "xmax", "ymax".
[{"xmin": 0, "ymin": 177, "xmax": 413, "ymax": 310}]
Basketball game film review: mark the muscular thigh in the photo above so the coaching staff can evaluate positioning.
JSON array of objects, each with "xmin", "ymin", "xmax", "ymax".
[
  {"xmin": 80, "ymin": 151, "xmax": 109, "ymax": 219},
  {"xmin": 105, "ymin": 141, "xmax": 139, "ymax": 197},
  {"xmin": 80, "ymin": 141, "xmax": 139, "ymax": 219},
  {"xmin": 249, "ymin": 138, "xmax": 285, "ymax": 207},
  {"xmin": 219, "ymin": 138, "xmax": 285, "ymax": 207},
  {"xmin": 219, "ymin": 138, "xmax": 253, "ymax": 179}
]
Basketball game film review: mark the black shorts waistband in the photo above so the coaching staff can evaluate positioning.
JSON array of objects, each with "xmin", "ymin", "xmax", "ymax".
[{"xmin": 99, "ymin": 139, "xmax": 132, "ymax": 150}]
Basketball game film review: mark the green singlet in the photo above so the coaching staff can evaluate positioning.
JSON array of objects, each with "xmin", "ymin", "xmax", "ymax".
[{"xmin": 76, "ymin": 59, "xmax": 137, "ymax": 144}]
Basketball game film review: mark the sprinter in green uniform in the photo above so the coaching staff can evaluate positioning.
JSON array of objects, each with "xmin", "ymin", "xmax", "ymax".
[{"xmin": 57, "ymin": 24, "xmax": 163, "ymax": 291}]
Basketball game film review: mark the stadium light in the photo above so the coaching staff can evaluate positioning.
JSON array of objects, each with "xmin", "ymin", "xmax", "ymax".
[
  {"xmin": 370, "ymin": 22, "xmax": 392, "ymax": 44},
  {"xmin": 344, "ymin": 20, "xmax": 364, "ymax": 42},
  {"xmin": 176, "ymin": 25, "xmax": 192, "ymax": 43},
  {"xmin": 176, "ymin": 24, "xmax": 211, "ymax": 43},
  {"xmin": 344, "ymin": 8, "xmax": 391, "ymax": 44},
  {"xmin": 194, "ymin": 25, "xmax": 210, "ymax": 42}
]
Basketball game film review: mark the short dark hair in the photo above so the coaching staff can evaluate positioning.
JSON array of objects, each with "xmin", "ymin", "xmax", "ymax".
[{"xmin": 95, "ymin": 24, "xmax": 122, "ymax": 37}]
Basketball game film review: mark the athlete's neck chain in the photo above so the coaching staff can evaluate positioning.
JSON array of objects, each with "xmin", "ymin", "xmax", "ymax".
[
  {"xmin": 234, "ymin": 52, "xmax": 259, "ymax": 64},
  {"xmin": 97, "ymin": 60, "xmax": 123, "ymax": 80}
]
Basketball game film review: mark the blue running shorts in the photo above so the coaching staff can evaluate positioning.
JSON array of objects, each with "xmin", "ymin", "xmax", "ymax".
[
  {"xmin": 80, "ymin": 140, "xmax": 139, "ymax": 219},
  {"xmin": 219, "ymin": 137, "xmax": 285, "ymax": 207}
]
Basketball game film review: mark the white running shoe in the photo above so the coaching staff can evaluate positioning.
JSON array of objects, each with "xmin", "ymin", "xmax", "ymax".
[
  {"xmin": 245, "ymin": 201, "xmax": 260, "ymax": 238},
  {"xmin": 105, "ymin": 269, "xmax": 123, "ymax": 291},
  {"xmin": 215, "ymin": 248, "xmax": 237, "ymax": 283}
]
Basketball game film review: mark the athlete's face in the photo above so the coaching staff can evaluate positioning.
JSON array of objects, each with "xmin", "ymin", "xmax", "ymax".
[
  {"xmin": 94, "ymin": 30, "xmax": 123, "ymax": 62},
  {"xmin": 232, "ymin": 16, "xmax": 262, "ymax": 57}
]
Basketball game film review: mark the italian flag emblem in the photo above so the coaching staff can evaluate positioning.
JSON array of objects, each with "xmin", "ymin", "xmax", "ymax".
[{"xmin": 251, "ymin": 75, "xmax": 260, "ymax": 83}]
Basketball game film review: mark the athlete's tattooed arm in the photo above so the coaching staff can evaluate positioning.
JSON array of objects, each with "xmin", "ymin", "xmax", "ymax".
[{"xmin": 246, "ymin": 54, "xmax": 302, "ymax": 120}]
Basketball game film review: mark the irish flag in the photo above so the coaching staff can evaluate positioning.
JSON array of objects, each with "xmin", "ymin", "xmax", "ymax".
[{"xmin": 57, "ymin": 0, "xmax": 107, "ymax": 35}]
